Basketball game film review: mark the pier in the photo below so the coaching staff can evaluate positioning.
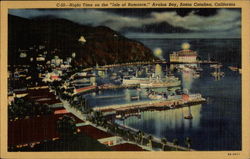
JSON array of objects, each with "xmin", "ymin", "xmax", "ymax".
[
  {"xmin": 97, "ymin": 84, "xmax": 139, "ymax": 90},
  {"xmin": 94, "ymin": 98, "xmax": 206, "ymax": 114}
]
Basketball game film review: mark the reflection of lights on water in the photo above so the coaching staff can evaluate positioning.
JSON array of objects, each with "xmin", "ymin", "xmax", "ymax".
[
  {"xmin": 155, "ymin": 64, "xmax": 163, "ymax": 77},
  {"xmin": 182, "ymin": 71, "xmax": 194, "ymax": 91},
  {"xmin": 170, "ymin": 64, "xmax": 175, "ymax": 71},
  {"xmin": 124, "ymin": 89, "xmax": 131, "ymax": 101},
  {"xmin": 124, "ymin": 105, "xmax": 202, "ymax": 135}
]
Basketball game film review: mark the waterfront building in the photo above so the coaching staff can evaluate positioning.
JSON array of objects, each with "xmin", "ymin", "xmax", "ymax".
[{"xmin": 170, "ymin": 43, "xmax": 198, "ymax": 63}]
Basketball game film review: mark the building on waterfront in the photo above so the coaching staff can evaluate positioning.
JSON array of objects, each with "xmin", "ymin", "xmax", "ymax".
[{"xmin": 169, "ymin": 43, "xmax": 198, "ymax": 63}]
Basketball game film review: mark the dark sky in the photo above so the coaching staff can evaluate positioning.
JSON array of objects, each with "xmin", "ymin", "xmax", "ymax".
[
  {"xmin": 9, "ymin": 8, "xmax": 241, "ymax": 39},
  {"xmin": 100, "ymin": 8, "xmax": 218, "ymax": 17}
]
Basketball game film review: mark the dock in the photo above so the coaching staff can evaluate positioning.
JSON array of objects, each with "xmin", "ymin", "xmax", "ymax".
[
  {"xmin": 94, "ymin": 98, "xmax": 206, "ymax": 114},
  {"xmin": 97, "ymin": 84, "xmax": 139, "ymax": 90}
]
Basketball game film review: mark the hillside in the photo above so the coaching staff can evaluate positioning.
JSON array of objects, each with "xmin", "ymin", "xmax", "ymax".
[{"xmin": 8, "ymin": 15, "xmax": 157, "ymax": 66}]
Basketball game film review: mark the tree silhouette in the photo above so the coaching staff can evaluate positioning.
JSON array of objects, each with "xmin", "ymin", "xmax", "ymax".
[
  {"xmin": 173, "ymin": 138, "xmax": 179, "ymax": 151},
  {"xmin": 147, "ymin": 135, "xmax": 153, "ymax": 149},
  {"xmin": 161, "ymin": 138, "xmax": 167, "ymax": 151},
  {"xmin": 57, "ymin": 115, "xmax": 77, "ymax": 140},
  {"xmin": 185, "ymin": 137, "xmax": 192, "ymax": 150}
]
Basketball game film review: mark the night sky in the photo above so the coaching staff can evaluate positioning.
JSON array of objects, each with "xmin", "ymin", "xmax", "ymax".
[{"xmin": 9, "ymin": 8, "xmax": 241, "ymax": 39}]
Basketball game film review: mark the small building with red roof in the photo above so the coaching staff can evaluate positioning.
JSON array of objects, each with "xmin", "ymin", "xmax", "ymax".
[{"xmin": 77, "ymin": 125, "xmax": 123, "ymax": 146}]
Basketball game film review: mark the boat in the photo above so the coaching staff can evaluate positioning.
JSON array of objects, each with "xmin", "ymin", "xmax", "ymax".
[
  {"xmin": 115, "ymin": 114, "xmax": 122, "ymax": 119},
  {"xmin": 148, "ymin": 93, "xmax": 166, "ymax": 100},
  {"xmin": 181, "ymin": 67, "xmax": 193, "ymax": 73},
  {"xmin": 210, "ymin": 64, "xmax": 217, "ymax": 68},
  {"xmin": 130, "ymin": 96, "xmax": 140, "ymax": 100},
  {"xmin": 122, "ymin": 77, "xmax": 150, "ymax": 85},
  {"xmin": 184, "ymin": 115, "xmax": 193, "ymax": 119},
  {"xmin": 140, "ymin": 80, "xmax": 181, "ymax": 88},
  {"xmin": 124, "ymin": 112, "xmax": 141, "ymax": 119},
  {"xmin": 184, "ymin": 106, "xmax": 193, "ymax": 120},
  {"xmin": 228, "ymin": 66, "xmax": 239, "ymax": 71},
  {"xmin": 116, "ymin": 112, "xmax": 141, "ymax": 120},
  {"xmin": 211, "ymin": 64, "xmax": 224, "ymax": 77},
  {"xmin": 210, "ymin": 64, "xmax": 222, "ymax": 68},
  {"xmin": 196, "ymin": 63, "xmax": 203, "ymax": 72},
  {"xmin": 239, "ymin": 69, "xmax": 242, "ymax": 74},
  {"xmin": 211, "ymin": 71, "xmax": 225, "ymax": 77},
  {"xmin": 193, "ymin": 72, "xmax": 200, "ymax": 78},
  {"xmin": 196, "ymin": 67, "xmax": 203, "ymax": 71},
  {"xmin": 123, "ymin": 76, "xmax": 181, "ymax": 88},
  {"xmin": 136, "ymin": 88, "xmax": 142, "ymax": 91}
]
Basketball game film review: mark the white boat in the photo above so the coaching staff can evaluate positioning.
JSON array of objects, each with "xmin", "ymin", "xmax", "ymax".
[
  {"xmin": 123, "ymin": 75, "xmax": 181, "ymax": 88},
  {"xmin": 130, "ymin": 96, "xmax": 140, "ymax": 100},
  {"xmin": 140, "ymin": 80, "xmax": 181, "ymax": 88},
  {"xmin": 228, "ymin": 66, "xmax": 239, "ymax": 71},
  {"xmin": 122, "ymin": 77, "xmax": 150, "ymax": 85},
  {"xmin": 193, "ymin": 72, "xmax": 200, "ymax": 78},
  {"xmin": 211, "ymin": 71, "xmax": 225, "ymax": 77},
  {"xmin": 239, "ymin": 69, "xmax": 242, "ymax": 74},
  {"xmin": 148, "ymin": 94, "xmax": 166, "ymax": 100},
  {"xmin": 115, "ymin": 114, "xmax": 122, "ymax": 119}
]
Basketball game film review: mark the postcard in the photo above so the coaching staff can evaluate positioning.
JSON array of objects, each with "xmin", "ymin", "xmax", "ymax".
[{"xmin": 1, "ymin": 0, "xmax": 250, "ymax": 159}]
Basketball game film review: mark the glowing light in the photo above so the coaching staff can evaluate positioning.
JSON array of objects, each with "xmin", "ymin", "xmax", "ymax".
[
  {"xmin": 154, "ymin": 48, "xmax": 163, "ymax": 56},
  {"xmin": 182, "ymin": 43, "xmax": 190, "ymax": 50},
  {"xmin": 79, "ymin": 36, "xmax": 86, "ymax": 43}
]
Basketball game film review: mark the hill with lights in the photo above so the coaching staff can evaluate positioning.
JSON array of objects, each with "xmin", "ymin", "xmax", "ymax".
[{"xmin": 8, "ymin": 14, "xmax": 158, "ymax": 66}]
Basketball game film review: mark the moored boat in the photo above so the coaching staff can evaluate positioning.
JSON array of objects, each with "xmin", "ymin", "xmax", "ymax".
[
  {"xmin": 228, "ymin": 66, "xmax": 239, "ymax": 71},
  {"xmin": 140, "ymin": 80, "xmax": 181, "ymax": 88},
  {"xmin": 184, "ymin": 115, "xmax": 193, "ymax": 119}
]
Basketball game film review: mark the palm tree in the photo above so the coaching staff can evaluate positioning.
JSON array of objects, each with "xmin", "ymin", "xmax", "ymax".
[
  {"xmin": 126, "ymin": 131, "xmax": 132, "ymax": 141},
  {"xmin": 113, "ymin": 124, "xmax": 119, "ymax": 135},
  {"xmin": 135, "ymin": 131, "xmax": 141, "ymax": 143},
  {"xmin": 185, "ymin": 137, "xmax": 191, "ymax": 150},
  {"xmin": 161, "ymin": 138, "xmax": 167, "ymax": 151},
  {"xmin": 140, "ymin": 132, "xmax": 145, "ymax": 145},
  {"xmin": 173, "ymin": 138, "xmax": 179, "ymax": 151},
  {"xmin": 147, "ymin": 135, "xmax": 153, "ymax": 149},
  {"xmin": 57, "ymin": 115, "xmax": 77, "ymax": 140}
]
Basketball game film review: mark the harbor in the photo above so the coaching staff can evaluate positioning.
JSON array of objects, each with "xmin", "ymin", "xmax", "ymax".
[
  {"xmin": 46, "ymin": 40, "xmax": 241, "ymax": 151},
  {"xmin": 6, "ymin": 8, "xmax": 242, "ymax": 153},
  {"xmin": 77, "ymin": 40, "xmax": 241, "ymax": 150}
]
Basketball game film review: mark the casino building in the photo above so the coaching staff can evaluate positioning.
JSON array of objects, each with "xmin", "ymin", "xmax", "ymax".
[{"xmin": 169, "ymin": 43, "xmax": 198, "ymax": 63}]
